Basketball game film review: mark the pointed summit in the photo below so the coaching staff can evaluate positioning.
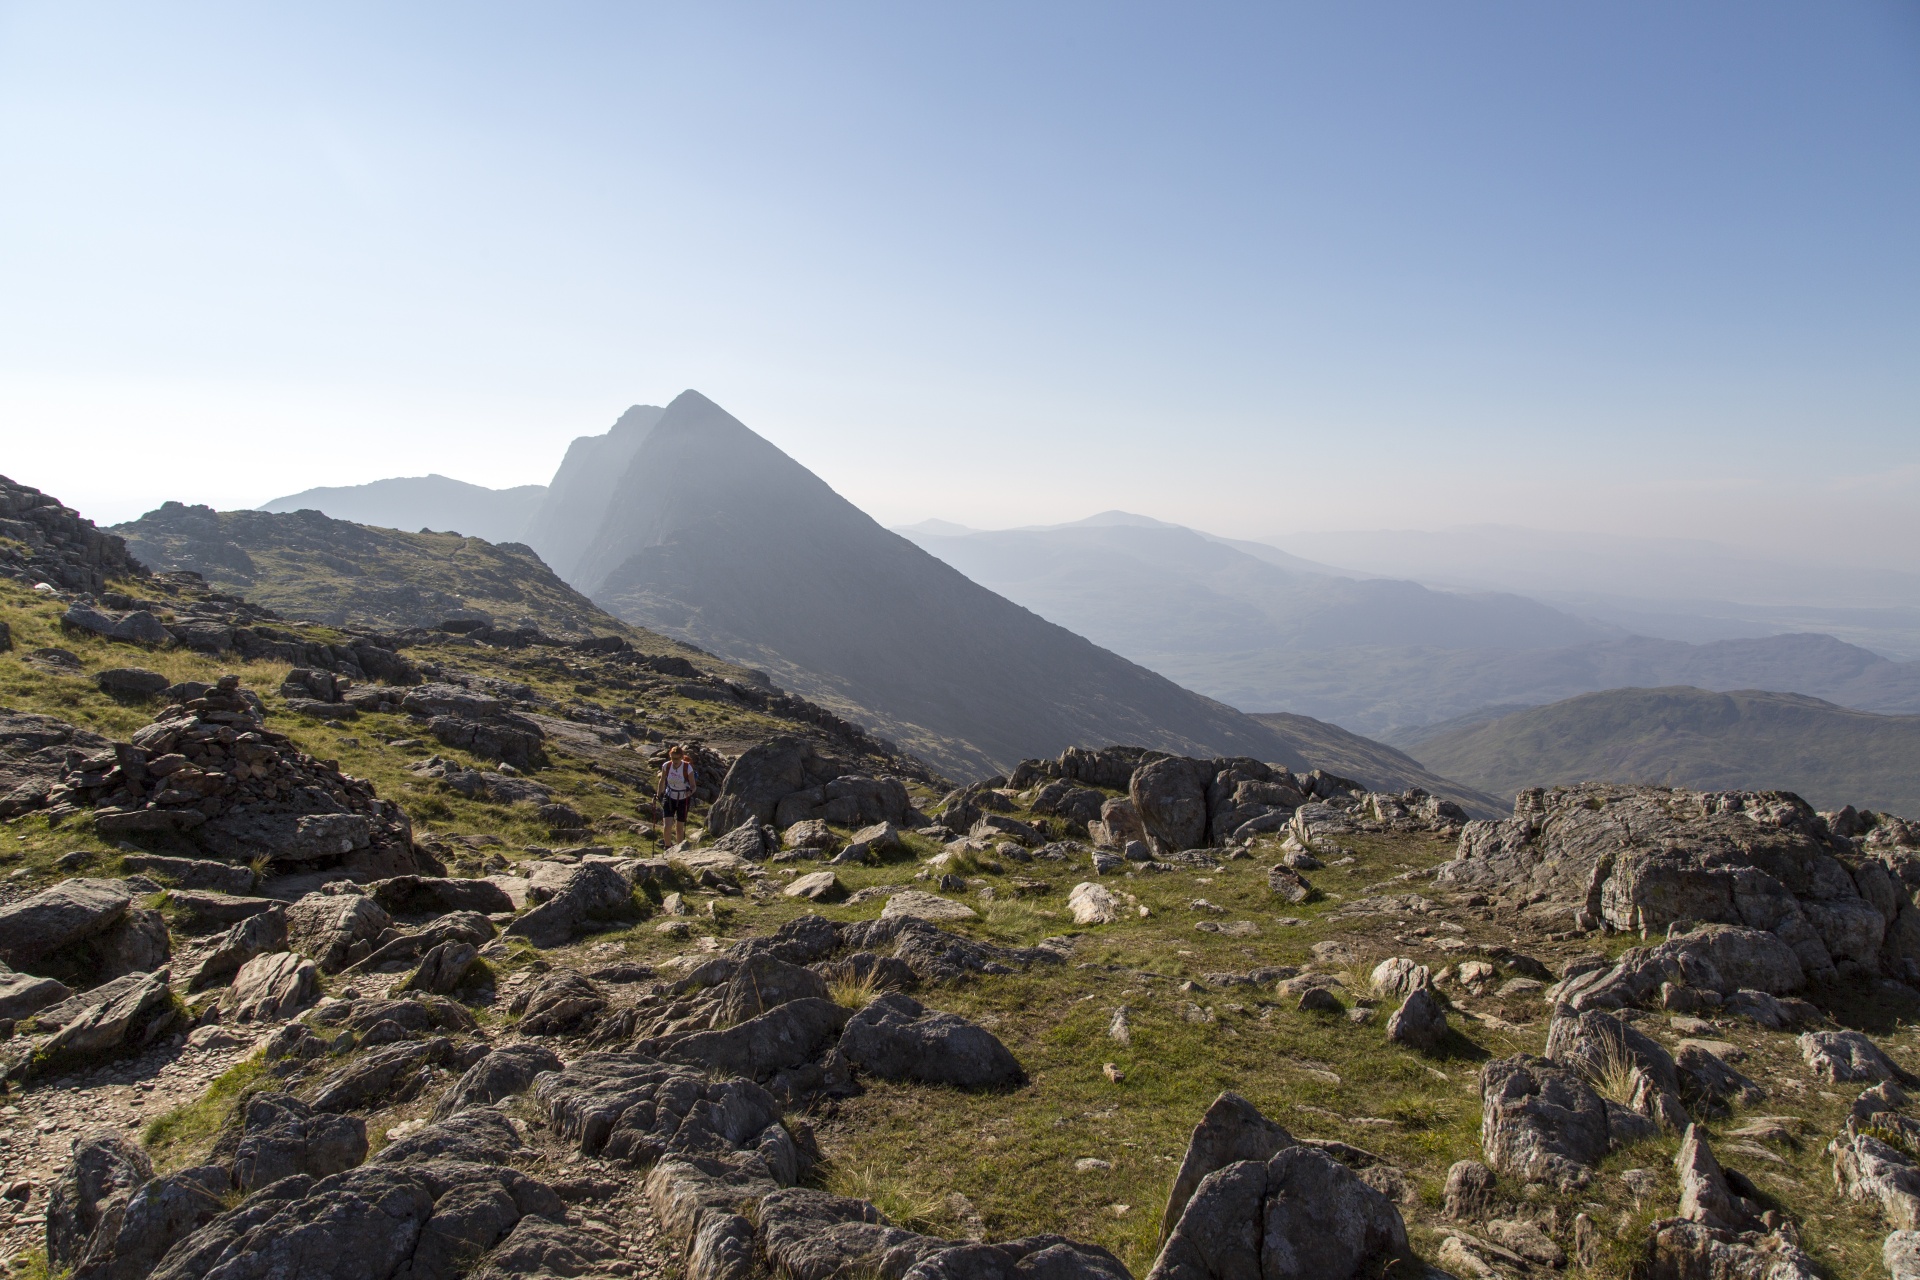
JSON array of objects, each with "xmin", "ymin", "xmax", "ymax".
[
  {"xmin": 573, "ymin": 392, "xmax": 1307, "ymax": 777},
  {"xmin": 521, "ymin": 402, "xmax": 665, "ymax": 584}
]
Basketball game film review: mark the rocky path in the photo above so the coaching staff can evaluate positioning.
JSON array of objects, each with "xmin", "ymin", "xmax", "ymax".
[{"xmin": 0, "ymin": 1027, "xmax": 264, "ymax": 1269}]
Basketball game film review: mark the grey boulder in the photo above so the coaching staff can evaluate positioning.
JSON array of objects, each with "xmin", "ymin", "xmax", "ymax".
[
  {"xmin": 48, "ymin": 1133, "xmax": 152, "ymax": 1270},
  {"xmin": 433, "ymin": 1044, "xmax": 565, "ymax": 1119},
  {"xmin": 0, "ymin": 877, "xmax": 132, "ymax": 968},
  {"xmin": 503, "ymin": 863, "xmax": 633, "ymax": 948},
  {"xmin": 839, "ymin": 993, "xmax": 1024, "ymax": 1089},
  {"xmin": 223, "ymin": 1092, "xmax": 369, "ymax": 1193},
  {"xmin": 1479, "ymin": 1055, "xmax": 1610, "ymax": 1190}
]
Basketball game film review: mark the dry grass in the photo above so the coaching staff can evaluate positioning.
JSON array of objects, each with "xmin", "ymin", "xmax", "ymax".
[{"xmin": 828, "ymin": 969, "xmax": 887, "ymax": 1010}]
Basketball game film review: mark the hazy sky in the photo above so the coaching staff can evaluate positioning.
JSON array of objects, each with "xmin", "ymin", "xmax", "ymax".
[{"xmin": 3, "ymin": 3, "xmax": 1917, "ymax": 565}]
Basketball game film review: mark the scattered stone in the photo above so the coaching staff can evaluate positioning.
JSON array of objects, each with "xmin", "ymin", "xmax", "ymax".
[
  {"xmin": 1444, "ymin": 1160, "xmax": 1497, "ymax": 1220},
  {"xmin": 880, "ymin": 890, "xmax": 978, "ymax": 923},
  {"xmin": 785, "ymin": 871, "xmax": 846, "ymax": 902},
  {"xmin": 1801, "ymin": 1029, "xmax": 1910, "ymax": 1084},
  {"xmin": 1068, "ymin": 882, "xmax": 1120, "ymax": 925},
  {"xmin": 1298, "ymin": 987, "xmax": 1344, "ymax": 1015}
]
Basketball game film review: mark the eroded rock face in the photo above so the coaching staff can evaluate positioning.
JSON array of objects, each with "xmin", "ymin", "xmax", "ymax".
[
  {"xmin": 21, "ymin": 969, "xmax": 179, "ymax": 1074},
  {"xmin": 1479, "ymin": 1055, "xmax": 1611, "ymax": 1190},
  {"xmin": 287, "ymin": 892, "xmax": 394, "ymax": 973},
  {"xmin": 1801, "ymin": 1030, "xmax": 1910, "ymax": 1084},
  {"xmin": 433, "ymin": 1044, "xmax": 564, "ymax": 1120},
  {"xmin": 637, "ymin": 997, "xmax": 851, "ymax": 1081},
  {"xmin": 503, "ymin": 862, "xmax": 634, "ymax": 948},
  {"xmin": 839, "ymin": 993, "xmax": 1024, "ymax": 1089},
  {"xmin": 716, "ymin": 953, "xmax": 829, "ymax": 1024},
  {"xmin": 1635, "ymin": 1219, "xmax": 1821, "ymax": 1280},
  {"xmin": 1559, "ymin": 924, "xmax": 1807, "ymax": 1013},
  {"xmin": 223, "ymin": 951, "xmax": 318, "ymax": 1023},
  {"xmin": 48, "ymin": 1133, "xmax": 152, "ymax": 1270},
  {"xmin": 1439, "ymin": 784, "xmax": 1884, "ymax": 983},
  {"xmin": 510, "ymin": 970, "xmax": 607, "ymax": 1036},
  {"xmin": 538, "ymin": 1053, "xmax": 791, "ymax": 1167},
  {"xmin": 1130, "ymin": 757, "xmax": 1211, "ymax": 855}
]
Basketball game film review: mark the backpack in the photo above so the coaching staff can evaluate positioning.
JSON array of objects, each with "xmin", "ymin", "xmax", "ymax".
[{"xmin": 662, "ymin": 760, "xmax": 696, "ymax": 799}]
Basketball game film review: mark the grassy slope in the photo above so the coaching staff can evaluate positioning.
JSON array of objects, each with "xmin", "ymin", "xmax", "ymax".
[
  {"xmin": 1409, "ymin": 685, "xmax": 1920, "ymax": 816},
  {"xmin": 0, "ymin": 576, "xmax": 926, "ymax": 885},
  {"xmin": 110, "ymin": 504, "xmax": 688, "ymax": 647}
]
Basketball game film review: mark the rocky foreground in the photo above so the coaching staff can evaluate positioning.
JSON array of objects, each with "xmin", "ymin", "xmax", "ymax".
[{"xmin": 7, "ymin": 475, "xmax": 1920, "ymax": 1277}]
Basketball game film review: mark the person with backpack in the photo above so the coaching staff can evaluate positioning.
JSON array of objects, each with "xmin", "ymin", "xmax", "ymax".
[{"xmin": 658, "ymin": 745, "xmax": 697, "ymax": 844}]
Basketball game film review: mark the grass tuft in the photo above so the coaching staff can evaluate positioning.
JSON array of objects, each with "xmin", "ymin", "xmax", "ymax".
[
  {"xmin": 828, "ymin": 969, "xmax": 886, "ymax": 1010},
  {"xmin": 142, "ymin": 1051, "xmax": 267, "ymax": 1172},
  {"xmin": 822, "ymin": 1161, "xmax": 946, "ymax": 1232}
]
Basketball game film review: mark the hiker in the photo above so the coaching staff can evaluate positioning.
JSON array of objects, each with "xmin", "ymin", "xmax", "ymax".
[{"xmin": 658, "ymin": 744, "xmax": 697, "ymax": 844}]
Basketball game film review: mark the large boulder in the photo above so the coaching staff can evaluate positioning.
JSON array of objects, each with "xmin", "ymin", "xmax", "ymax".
[
  {"xmin": 1385, "ymin": 987, "xmax": 1448, "ymax": 1053},
  {"xmin": 309, "ymin": 1038, "xmax": 456, "ymax": 1112},
  {"xmin": 716, "ymin": 953, "xmax": 830, "ymax": 1024},
  {"xmin": 510, "ymin": 970, "xmax": 607, "ymax": 1036},
  {"xmin": 29, "ymin": 969, "xmax": 179, "ymax": 1070},
  {"xmin": 70, "ymin": 1165, "xmax": 227, "ymax": 1280},
  {"xmin": 709, "ymin": 736, "xmax": 818, "ymax": 835},
  {"xmin": 0, "ymin": 962, "xmax": 72, "ymax": 1021},
  {"xmin": 538, "ymin": 1053, "xmax": 789, "ymax": 1166},
  {"xmin": 1479, "ymin": 1055, "xmax": 1611, "ymax": 1190},
  {"xmin": 839, "ymin": 993, "xmax": 1024, "ymax": 1088},
  {"xmin": 636, "ymin": 997, "xmax": 851, "ymax": 1081},
  {"xmin": 1159, "ymin": 1091, "xmax": 1294, "ymax": 1242},
  {"xmin": 1130, "ymin": 756, "xmax": 1211, "ymax": 855},
  {"xmin": 367, "ymin": 875, "xmax": 513, "ymax": 917},
  {"xmin": 1801, "ymin": 1029, "xmax": 1910, "ymax": 1084},
  {"xmin": 0, "ymin": 878, "xmax": 132, "ymax": 968},
  {"xmin": 503, "ymin": 863, "xmax": 634, "ymax": 948},
  {"xmin": 1147, "ymin": 1144, "xmax": 1411, "ymax": 1280},
  {"xmin": 182, "ymin": 908, "xmax": 289, "ymax": 992}
]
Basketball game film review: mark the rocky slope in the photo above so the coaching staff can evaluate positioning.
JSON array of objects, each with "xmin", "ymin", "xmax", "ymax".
[
  {"xmin": 260, "ymin": 474, "xmax": 548, "ymax": 547},
  {"xmin": 1247, "ymin": 711, "xmax": 1501, "ymax": 817},
  {"xmin": 112, "ymin": 503, "xmax": 649, "ymax": 643},
  {"xmin": 1408, "ymin": 686, "xmax": 1920, "ymax": 815}
]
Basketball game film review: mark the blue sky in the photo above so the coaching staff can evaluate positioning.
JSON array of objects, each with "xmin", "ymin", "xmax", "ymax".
[{"xmin": 3, "ymin": 3, "xmax": 1916, "ymax": 563}]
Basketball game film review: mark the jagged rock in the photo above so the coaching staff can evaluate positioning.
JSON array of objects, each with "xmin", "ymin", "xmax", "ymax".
[
  {"xmin": 344, "ymin": 911, "xmax": 494, "ymax": 976},
  {"xmin": 717, "ymin": 953, "xmax": 830, "ymax": 1024},
  {"xmin": 785, "ymin": 871, "xmax": 846, "ymax": 902},
  {"xmin": 167, "ymin": 891, "xmax": 279, "ymax": 932},
  {"xmin": 538, "ymin": 1053, "xmax": 789, "ymax": 1165},
  {"xmin": 70, "ymin": 1165, "xmax": 227, "ymax": 1280},
  {"xmin": 758, "ymin": 1187, "xmax": 957, "ymax": 1280},
  {"xmin": 503, "ymin": 862, "xmax": 635, "ymax": 947},
  {"xmin": 93, "ymin": 905, "xmax": 170, "ymax": 978},
  {"xmin": 841, "ymin": 916, "xmax": 1062, "ymax": 984},
  {"xmin": 1677, "ymin": 1042, "xmax": 1766, "ymax": 1115},
  {"xmin": 0, "ymin": 877, "xmax": 132, "ymax": 968},
  {"xmin": 427, "ymin": 711, "xmax": 547, "ymax": 770},
  {"xmin": 223, "ymin": 951, "xmax": 318, "ymax": 1022},
  {"xmin": 367, "ymin": 875, "xmax": 513, "ymax": 916},
  {"xmin": 904, "ymin": 1236, "xmax": 1131, "ymax": 1280},
  {"xmin": 1802, "ymin": 1029, "xmax": 1910, "ymax": 1083},
  {"xmin": 29, "ymin": 969, "xmax": 179, "ymax": 1070},
  {"xmin": 48, "ymin": 1133, "xmax": 152, "ymax": 1270},
  {"xmin": 149, "ymin": 1157, "xmax": 564, "ymax": 1280},
  {"xmin": 316, "ymin": 993, "xmax": 478, "ymax": 1039},
  {"xmin": 1444, "ymin": 1160, "xmax": 1497, "ymax": 1220},
  {"xmin": 0, "ymin": 709, "xmax": 114, "ymax": 819},
  {"xmin": 1479, "ymin": 1055, "xmax": 1611, "ymax": 1189},
  {"xmin": 370, "ymin": 1108, "xmax": 523, "ymax": 1166},
  {"xmin": 881, "ymin": 890, "xmax": 978, "ymax": 923},
  {"xmin": 222, "ymin": 1092, "xmax": 369, "ymax": 1193},
  {"xmin": 708, "ymin": 822, "xmax": 779, "ymax": 861},
  {"xmin": 1559, "ymin": 924, "xmax": 1807, "ymax": 1013},
  {"xmin": 1068, "ymin": 881, "xmax": 1120, "ymax": 925},
  {"xmin": 1131, "ymin": 756, "xmax": 1210, "ymax": 854},
  {"xmin": 471, "ymin": 1213, "xmax": 624, "ymax": 1280},
  {"xmin": 511, "ymin": 970, "xmax": 607, "ymax": 1035},
  {"xmin": 394, "ymin": 941, "xmax": 479, "ymax": 995},
  {"xmin": 1160, "ymin": 1091, "xmax": 1295, "ymax": 1240},
  {"xmin": 1547, "ymin": 1005, "xmax": 1683, "ymax": 1092},
  {"xmin": 286, "ymin": 892, "xmax": 394, "ymax": 973},
  {"xmin": 94, "ymin": 667, "xmax": 171, "ymax": 698},
  {"xmin": 785, "ymin": 819, "xmax": 838, "ymax": 851},
  {"xmin": 1370, "ymin": 957, "xmax": 1430, "ymax": 1002},
  {"xmin": 846, "ymin": 821, "xmax": 906, "ymax": 861},
  {"xmin": 1386, "ymin": 986, "xmax": 1448, "ymax": 1052},
  {"xmin": 638, "ymin": 997, "xmax": 850, "ymax": 1080},
  {"xmin": 309, "ymin": 1037, "xmax": 455, "ymax": 1111},
  {"xmin": 1676, "ymin": 1124, "xmax": 1760, "ymax": 1231},
  {"xmin": 1637, "ymin": 1219, "xmax": 1820, "ymax": 1280},
  {"xmin": 433, "ymin": 1044, "xmax": 565, "ymax": 1119},
  {"xmin": 120, "ymin": 854, "xmax": 255, "ymax": 894},
  {"xmin": 1833, "ymin": 1120, "xmax": 1920, "ymax": 1228},
  {"xmin": 1147, "ymin": 1144, "xmax": 1412, "ymax": 1280},
  {"xmin": 839, "ymin": 993, "xmax": 1024, "ymax": 1088},
  {"xmin": 0, "ymin": 961, "xmax": 71, "ymax": 1020},
  {"xmin": 180, "ymin": 901, "xmax": 286, "ymax": 990}
]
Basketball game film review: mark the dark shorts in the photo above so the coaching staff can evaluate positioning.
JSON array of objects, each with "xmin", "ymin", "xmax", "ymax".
[{"xmin": 662, "ymin": 795, "xmax": 692, "ymax": 821}]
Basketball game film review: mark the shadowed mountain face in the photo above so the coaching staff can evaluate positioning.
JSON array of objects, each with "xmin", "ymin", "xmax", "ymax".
[
  {"xmin": 522, "ymin": 404, "xmax": 665, "ymax": 585},
  {"xmin": 577, "ymin": 392, "xmax": 1316, "ymax": 778},
  {"xmin": 1409, "ymin": 685, "xmax": 1920, "ymax": 816},
  {"xmin": 261, "ymin": 474, "xmax": 547, "ymax": 546}
]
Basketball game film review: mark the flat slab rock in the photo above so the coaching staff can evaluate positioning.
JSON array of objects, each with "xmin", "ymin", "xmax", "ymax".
[{"xmin": 882, "ymin": 890, "xmax": 978, "ymax": 922}]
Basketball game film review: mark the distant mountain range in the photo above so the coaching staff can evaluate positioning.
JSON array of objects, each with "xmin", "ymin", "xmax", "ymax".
[
  {"xmin": 1406, "ymin": 686, "xmax": 1920, "ymax": 816},
  {"xmin": 897, "ymin": 516, "xmax": 1920, "ymax": 736},
  {"xmin": 261, "ymin": 474, "xmax": 548, "ymax": 548}
]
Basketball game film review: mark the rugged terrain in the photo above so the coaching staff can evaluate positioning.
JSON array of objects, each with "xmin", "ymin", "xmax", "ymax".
[
  {"xmin": 1407, "ymin": 686, "xmax": 1920, "ymax": 816},
  {"xmin": 8, "ymin": 472, "xmax": 1920, "ymax": 1280}
]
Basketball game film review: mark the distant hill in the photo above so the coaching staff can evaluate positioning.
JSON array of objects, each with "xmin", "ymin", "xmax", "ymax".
[
  {"xmin": 113, "ymin": 502, "xmax": 646, "ymax": 642},
  {"xmin": 1246, "ymin": 711, "xmax": 1502, "ymax": 817},
  {"xmin": 1408, "ymin": 685, "xmax": 1920, "ymax": 816},
  {"xmin": 574, "ymin": 391, "xmax": 1320, "ymax": 779},
  {"xmin": 260, "ymin": 474, "xmax": 547, "ymax": 546}
]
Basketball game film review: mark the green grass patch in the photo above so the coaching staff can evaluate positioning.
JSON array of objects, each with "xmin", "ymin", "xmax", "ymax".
[{"xmin": 142, "ymin": 1051, "xmax": 267, "ymax": 1173}]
